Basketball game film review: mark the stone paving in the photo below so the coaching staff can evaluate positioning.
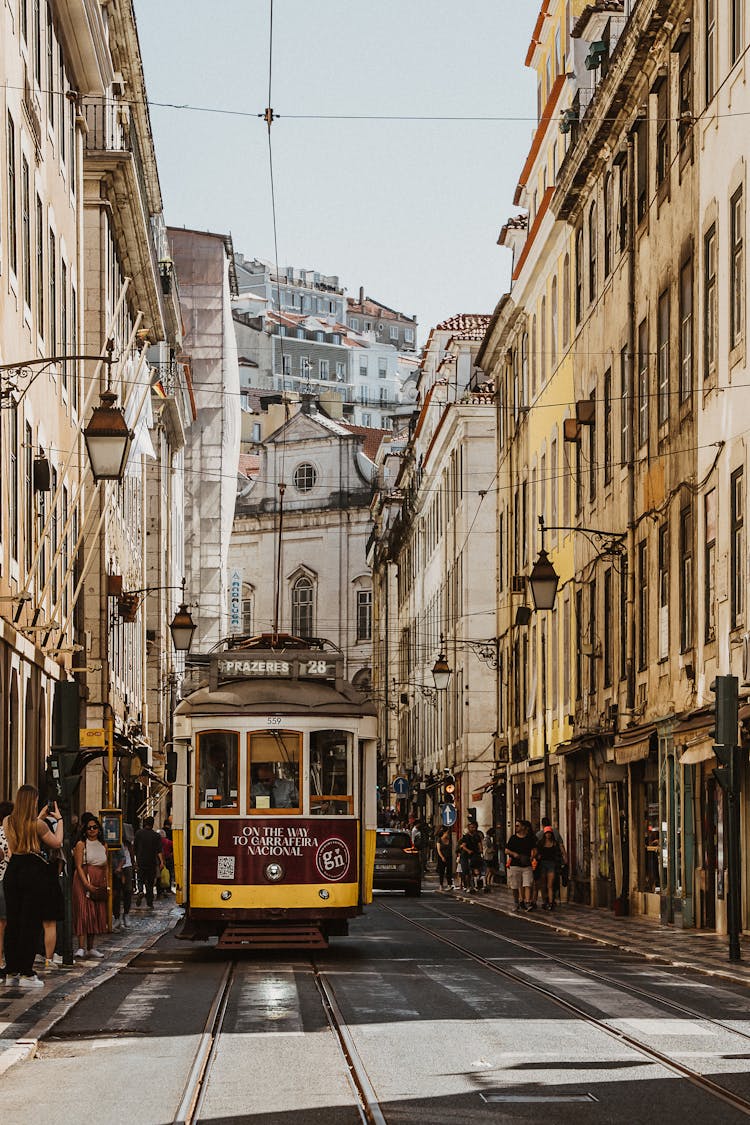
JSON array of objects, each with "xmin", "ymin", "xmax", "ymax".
[
  {"xmin": 442, "ymin": 874, "xmax": 750, "ymax": 984},
  {"xmin": 0, "ymin": 895, "xmax": 179, "ymax": 1073}
]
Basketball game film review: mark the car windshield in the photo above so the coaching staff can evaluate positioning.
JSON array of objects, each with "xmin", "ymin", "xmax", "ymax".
[{"xmin": 378, "ymin": 832, "xmax": 411, "ymax": 849}]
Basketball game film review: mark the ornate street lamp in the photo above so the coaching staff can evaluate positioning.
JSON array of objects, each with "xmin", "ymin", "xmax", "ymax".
[
  {"xmin": 169, "ymin": 580, "xmax": 197, "ymax": 653},
  {"xmin": 431, "ymin": 636, "xmax": 452, "ymax": 691},
  {"xmin": 529, "ymin": 547, "xmax": 560, "ymax": 610},
  {"xmin": 83, "ymin": 387, "xmax": 134, "ymax": 482}
]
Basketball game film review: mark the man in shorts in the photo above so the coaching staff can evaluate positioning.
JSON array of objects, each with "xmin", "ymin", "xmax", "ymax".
[{"xmin": 504, "ymin": 819, "xmax": 536, "ymax": 910}]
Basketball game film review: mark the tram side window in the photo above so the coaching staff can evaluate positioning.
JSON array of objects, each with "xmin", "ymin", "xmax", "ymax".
[
  {"xmin": 249, "ymin": 730, "xmax": 301, "ymax": 812},
  {"xmin": 309, "ymin": 730, "xmax": 353, "ymax": 815},
  {"xmin": 197, "ymin": 731, "xmax": 239, "ymax": 811}
]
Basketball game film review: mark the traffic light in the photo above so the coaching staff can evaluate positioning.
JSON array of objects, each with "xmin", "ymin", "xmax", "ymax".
[
  {"xmin": 444, "ymin": 774, "xmax": 456, "ymax": 805},
  {"xmin": 709, "ymin": 675, "xmax": 739, "ymax": 749}
]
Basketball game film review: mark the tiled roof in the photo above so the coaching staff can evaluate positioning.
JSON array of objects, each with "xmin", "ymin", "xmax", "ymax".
[
  {"xmin": 238, "ymin": 453, "xmax": 260, "ymax": 477},
  {"xmin": 434, "ymin": 314, "xmax": 491, "ymax": 333},
  {"xmin": 342, "ymin": 424, "xmax": 390, "ymax": 460}
]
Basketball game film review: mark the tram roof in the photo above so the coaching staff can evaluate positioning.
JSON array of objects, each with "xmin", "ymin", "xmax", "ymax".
[{"xmin": 175, "ymin": 677, "xmax": 376, "ymax": 718}]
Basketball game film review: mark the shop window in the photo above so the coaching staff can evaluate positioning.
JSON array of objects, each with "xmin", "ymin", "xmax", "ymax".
[
  {"xmin": 196, "ymin": 730, "xmax": 239, "ymax": 812},
  {"xmin": 248, "ymin": 730, "xmax": 301, "ymax": 813},
  {"xmin": 309, "ymin": 730, "xmax": 354, "ymax": 814}
]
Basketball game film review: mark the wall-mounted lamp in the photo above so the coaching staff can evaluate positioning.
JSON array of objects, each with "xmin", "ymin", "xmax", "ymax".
[{"xmin": 431, "ymin": 636, "xmax": 452, "ymax": 691}]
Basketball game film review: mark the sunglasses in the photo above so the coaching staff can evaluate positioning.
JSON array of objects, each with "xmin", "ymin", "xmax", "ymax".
[{"xmin": 87, "ymin": 824, "xmax": 100, "ymax": 830}]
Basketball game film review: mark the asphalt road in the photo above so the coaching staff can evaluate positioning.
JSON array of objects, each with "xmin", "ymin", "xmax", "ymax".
[{"xmin": 3, "ymin": 892, "xmax": 750, "ymax": 1123}]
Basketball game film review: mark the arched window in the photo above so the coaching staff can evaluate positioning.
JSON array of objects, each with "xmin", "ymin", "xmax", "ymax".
[
  {"xmin": 540, "ymin": 296, "xmax": 547, "ymax": 386},
  {"xmin": 291, "ymin": 575, "xmax": 314, "ymax": 637},
  {"xmin": 550, "ymin": 276, "xmax": 558, "ymax": 368},
  {"xmin": 589, "ymin": 201, "xmax": 598, "ymax": 303},
  {"xmin": 562, "ymin": 254, "xmax": 571, "ymax": 347},
  {"xmin": 531, "ymin": 315, "xmax": 538, "ymax": 397}
]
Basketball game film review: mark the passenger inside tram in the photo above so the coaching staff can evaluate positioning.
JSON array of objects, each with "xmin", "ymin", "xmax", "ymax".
[
  {"xmin": 251, "ymin": 763, "xmax": 299, "ymax": 809},
  {"xmin": 198, "ymin": 734, "xmax": 239, "ymax": 809},
  {"xmin": 249, "ymin": 731, "xmax": 301, "ymax": 810}
]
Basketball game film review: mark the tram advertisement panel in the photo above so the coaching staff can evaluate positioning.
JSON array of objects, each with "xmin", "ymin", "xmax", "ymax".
[{"xmin": 191, "ymin": 818, "xmax": 358, "ymax": 884}]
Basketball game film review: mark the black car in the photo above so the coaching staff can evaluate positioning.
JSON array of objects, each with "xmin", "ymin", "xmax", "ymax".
[{"xmin": 373, "ymin": 828, "xmax": 422, "ymax": 895}]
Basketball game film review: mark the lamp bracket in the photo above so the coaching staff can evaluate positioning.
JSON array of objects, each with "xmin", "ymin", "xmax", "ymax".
[{"xmin": 0, "ymin": 349, "xmax": 118, "ymax": 408}]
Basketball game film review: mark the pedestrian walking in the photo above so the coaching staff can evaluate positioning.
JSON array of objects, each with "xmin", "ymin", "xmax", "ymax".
[
  {"xmin": 536, "ymin": 826, "xmax": 568, "ymax": 910},
  {"xmin": 482, "ymin": 828, "xmax": 499, "ymax": 891},
  {"xmin": 0, "ymin": 800, "xmax": 12, "ymax": 976},
  {"xmin": 2, "ymin": 786, "xmax": 64, "ymax": 988},
  {"xmin": 435, "ymin": 827, "xmax": 454, "ymax": 890},
  {"xmin": 111, "ymin": 835, "xmax": 134, "ymax": 930},
  {"xmin": 72, "ymin": 817, "xmax": 109, "ymax": 958},
  {"xmin": 457, "ymin": 821, "xmax": 483, "ymax": 893},
  {"xmin": 134, "ymin": 816, "xmax": 163, "ymax": 909},
  {"xmin": 504, "ymin": 819, "xmax": 536, "ymax": 911}
]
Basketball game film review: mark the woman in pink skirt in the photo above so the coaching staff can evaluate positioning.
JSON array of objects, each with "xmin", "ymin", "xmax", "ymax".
[{"xmin": 72, "ymin": 817, "xmax": 109, "ymax": 958}]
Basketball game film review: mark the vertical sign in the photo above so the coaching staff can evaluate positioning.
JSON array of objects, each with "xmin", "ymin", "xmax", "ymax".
[{"xmin": 229, "ymin": 569, "xmax": 242, "ymax": 631}]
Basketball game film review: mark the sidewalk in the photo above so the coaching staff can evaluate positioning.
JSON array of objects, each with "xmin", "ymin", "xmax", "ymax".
[
  {"xmin": 0, "ymin": 897, "xmax": 179, "ymax": 1076},
  {"xmin": 435, "ymin": 874, "xmax": 750, "ymax": 987}
]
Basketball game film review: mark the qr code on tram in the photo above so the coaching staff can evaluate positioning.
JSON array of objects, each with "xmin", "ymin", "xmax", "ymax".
[{"xmin": 217, "ymin": 855, "xmax": 235, "ymax": 880}]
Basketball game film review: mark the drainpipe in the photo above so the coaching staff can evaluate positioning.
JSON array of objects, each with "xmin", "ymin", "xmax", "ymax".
[{"xmin": 626, "ymin": 133, "xmax": 637, "ymax": 720}]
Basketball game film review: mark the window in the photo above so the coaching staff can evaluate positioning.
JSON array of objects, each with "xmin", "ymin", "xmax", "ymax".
[
  {"xmin": 604, "ymin": 173, "xmax": 613, "ymax": 277},
  {"xmin": 33, "ymin": 0, "xmax": 41, "ymax": 84},
  {"xmin": 705, "ymin": 224, "xmax": 717, "ymax": 379},
  {"xmin": 637, "ymin": 539, "xmax": 648, "ymax": 670},
  {"xmin": 550, "ymin": 436, "xmax": 558, "ymax": 527},
  {"xmin": 309, "ymin": 730, "xmax": 354, "ymax": 815},
  {"xmin": 656, "ymin": 79, "xmax": 669, "ymax": 186},
  {"xmin": 603, "ymin": 568, "xmax": 613, "ymax": 687},
  {"xmin": 335, "ymin": 361, "xmax": 346, "ymax": 380},
  {"xmin": 22, "ymin": 156, "xmax": 31, "ymax": 308},
  {"xmin": 359, "ymin": 356, "xmax": 368, "ymax": 377},
  {"xmin": 550, "ymin": 276, "xmax": 558, "ymax": 367},
  {"xmin": 617, "ymin": 159, "xmax": 629, "ymax": 252},
  {"xmin": 658, "ymin": 523, "xmax": 669, "ymax": 660},
  {"xmin": 9, "ymin": 409, "xmax": 18, "ymax": 561},
  {"xmin": 619, "ymin": 559, "xmax": 628, "ymax": 680},
  {"xmin": 296, "ymin": 328, "xmax": 305, "ymax": 340},
  {"xmin": 242, "ymin": 584, "xmax": 254, "ymax": 633},
  {"xmin": 636, "ymin": 117, "xmax": 648, "ymax": 223},
  {"xmin": 531, "ymin": 315, "xmax": 537, "ymax": 397},
  {"xmin": 575, "ymin": 589, "xmax": 583, "ymax": 700},
  {"xmin": 293, "ymin": 462, "xmax": 316, "ymax": 492},
  {"xmin": 638, "ymin": 319, "xmax": 649, "ymax": 447},
  {"xmin": 7, "ymin": 115, "xmax": 16, "ymax": 278},
  {"xmin": 678, "ymin": 38, "xmax": 693, "ymax": 154},
  {"xmin": 706, "ymin": 0, "xmax": 716, "ymax": 103},
  {"xmin": 589, "ymin": 390, "xmax": 597, "ymax": 503},
  {"xmin": 249, "ymin": 730, "xmax": 301, "ymax": 813},
  {"xmin": 282, "ymin": 353, "xmax": 291, "ymax": 376},
  {"xmin": 389, "ymin": 325, "xmax": 398, "ymax": 341},
  {"xmin": 350, "ymin": 317, "xmax": 359, "ymax": 330},
  {"xmin": 732, "ymin": 0, "xmax": 744, "ymax": 65},
  {"xmin": 49, "ymin": 230, "xmax": 56, "ymax": 354},
  {"xmin": 20, "ymin": 0, "xmax": 28, "ymax": 41},
  {"xmin": 589, "ymin": 579, "xmax": 596, "ymax": 695},
  {"xmin": 705, "ymin": 488, "xmax": 716, "ymax": 641},
  {"xmin": 562, "ymin": 254, "xmax": 571, "ymax": 347},
  {"xmin": 58, "ymin": 44, "xmax": 65, "ymax": 165},
  {"xmin": 356, "ymin": 589, "xmax": 372, "ymax": 641},
  {"xmin": 540, "ymin": 297, "xmax": 547, "ymax": 386},
  {"xmin": 731, "ymin": 187, "xmax": 744, "ymax": 349},
  {"xmin": 680, "ymin": 505, "xmax": 693, "ymax": 651},
  {"xmin": 405, "ymin": 328, "xmax": 414, "ymax": 343},
  {"xmin": 657, "ymin": 289, "xmax": 670, "ymax": 427},
  {"xmin": 25, "ymin": 423, "xmax": 33, "ymax": 570},
  {"xmin": 603, "ymin": 368, "xmax": 612, "ymax": 484},
  {"xmin": 575, "ymin": 227, "xmax": 583, "ymax": 325},
  {"xmin": 731, "ymin": 467, "xmax": 744, "ymax": 628},
  {"xmin": 588, "ymin": 201, "xmax": 598, "ymax": 303},
  {"xmin": 300, "ymin": 355, "xmax": 310, "ymax": 379},
  {"xmin": 620, "ymin": 345, "xmax": 631, "ymax": 464},
  {"xmin": 378, "ymin": 357, "xmax": 387, "ymax": 379},
  {"xmin": 35, "ymin": 195, "xmax": 43, "ymax": 336},
  {"xmin": 679, "ymin": 258, "xmax": 693, "ymax": 401},
  {"xmin": 319, "ymin": 358, "xmax": 330, "ymax": 379},
  {"xmin": 46, "ymin": 3, "xmax": 54, "ymax": 125},
  {"xmin": 521, "ymin": 331, "xmax": 529, "ymax": 403},
  {"xmin": 61, "ymin": 258, "xmax": 67, "ymax": 390},
  {"xmin": 292, "ymin": 575, "xmax": 314, "ymax": 636}
]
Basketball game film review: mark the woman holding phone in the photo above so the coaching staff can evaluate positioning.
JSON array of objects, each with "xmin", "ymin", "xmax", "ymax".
[{"xmin": 1, "ymin": 785, "xmax": 64, "ymax": 988}]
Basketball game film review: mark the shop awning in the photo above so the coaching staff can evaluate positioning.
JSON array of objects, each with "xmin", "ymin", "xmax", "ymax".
[
  {"xmin": 613, "ymin": 725, "xmax": 656, "ymax": 765},
  {"xmin": 679, "ymin": 745, "xmax": 715, "ymax": 766},
  {"xmin": 470, "ymin": 777, "xmax": 500, "ymax": 802}
]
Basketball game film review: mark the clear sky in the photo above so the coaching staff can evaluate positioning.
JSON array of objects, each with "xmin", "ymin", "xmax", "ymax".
[{"xmin": 133, "ymin": 1, "xmax": 538, "ymax": 339}]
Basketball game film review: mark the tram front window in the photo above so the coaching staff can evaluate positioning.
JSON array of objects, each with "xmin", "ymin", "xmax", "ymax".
[
  {"xmin": 197, "ymin": 731, "xmax": 239, "ymax": 811},
  {"xmin": 310, "ymin": 730, "xmax": 353, "ymax": 815},
  {"xmin": 249, "ymin": 731, "xmax": 301, "ymax": 812}
]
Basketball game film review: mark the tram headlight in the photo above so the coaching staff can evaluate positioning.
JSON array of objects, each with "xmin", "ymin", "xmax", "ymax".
[
  {"xmin": 264, "ymin": 861, "xmax": 285, "ymax": 882},
  {"xmin": 319, "ymin": 889, "xmax": 330, "ymax": 900},
  {"xmin": 220, "ymin": 890, "xmax": 232, "ymax": 901}
]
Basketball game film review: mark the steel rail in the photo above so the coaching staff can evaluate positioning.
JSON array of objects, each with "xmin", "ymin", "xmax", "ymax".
[
  {"xmin": 420, "ymin": 898, "xmax": 750, "ymax": 1046},
  {"xmin": 172, "ymin": 961, "xmax": 235, "ymax": 1125},
  {"xmin": 313, "ymin": 963, "xmax": 388, "ymax": 1125},
  {"xmin": 382, "ymin": 902, "xmax": 750, "ymax": 1119}
]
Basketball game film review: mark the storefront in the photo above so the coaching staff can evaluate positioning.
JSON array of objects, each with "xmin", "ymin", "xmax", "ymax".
[{"xmin": 614, "ymin": 725, "xmax": 659, "ymax": 918}]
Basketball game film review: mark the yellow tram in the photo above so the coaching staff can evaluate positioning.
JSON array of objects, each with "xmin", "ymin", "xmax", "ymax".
[{"xmin": 171, "ymin": 635, "xmax": 378, "ymax": 949}]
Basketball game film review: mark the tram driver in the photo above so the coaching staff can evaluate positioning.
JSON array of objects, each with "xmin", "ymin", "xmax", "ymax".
[{"xmin": 251, "ymin": 763, "xmax": 299, "ymax": 809}]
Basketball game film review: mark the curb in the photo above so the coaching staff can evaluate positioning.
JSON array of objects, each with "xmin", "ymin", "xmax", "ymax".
[
  {"xmin": 0, "ymin": 919, "xmax": 173, "ymax": 1078},
  {"xmin": 449, "ymin": 886, "xmax": 750, "ymax": 988}
]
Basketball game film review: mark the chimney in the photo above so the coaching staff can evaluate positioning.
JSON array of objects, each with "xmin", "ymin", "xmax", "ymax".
[
  {"xmin": 359, "ymin": 286, "xmax": 364, "ymax": 304},
  {"xmin": 300, "ymin": 391, "xmax": 316, "ymax": 415}
]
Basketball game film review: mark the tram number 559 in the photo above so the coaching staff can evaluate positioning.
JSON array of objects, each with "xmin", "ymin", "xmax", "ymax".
[{"xmin": 266, "ymin": 716, "xmax": 283, "ymax": 727}]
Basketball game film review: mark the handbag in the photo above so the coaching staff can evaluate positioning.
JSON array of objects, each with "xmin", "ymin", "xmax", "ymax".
[
  {"xmin": 159, "ymin": 865, "xmax": 171, "ymax": 889},
  {"xmin": 84, "ymin": 844, "xmax": 109, "ymax": 901}
]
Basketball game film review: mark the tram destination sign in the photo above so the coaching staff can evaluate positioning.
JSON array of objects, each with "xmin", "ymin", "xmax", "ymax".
[{"xmin": 212, "ymin": 651, "xmax": 342, "ymax": 686}]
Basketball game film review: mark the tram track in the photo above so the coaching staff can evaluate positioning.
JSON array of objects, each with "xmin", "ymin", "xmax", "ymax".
[
  {"xmin": 172, "ymin": 961, "xmax": 235, "ymax": 1125},
  {"xmin": 382, "ymin": 900, "xmax": 750, "ymax": 1119},
  {"xmin": 418, "ymin": 898, "xmax": 750, "ymax": 1047}
]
